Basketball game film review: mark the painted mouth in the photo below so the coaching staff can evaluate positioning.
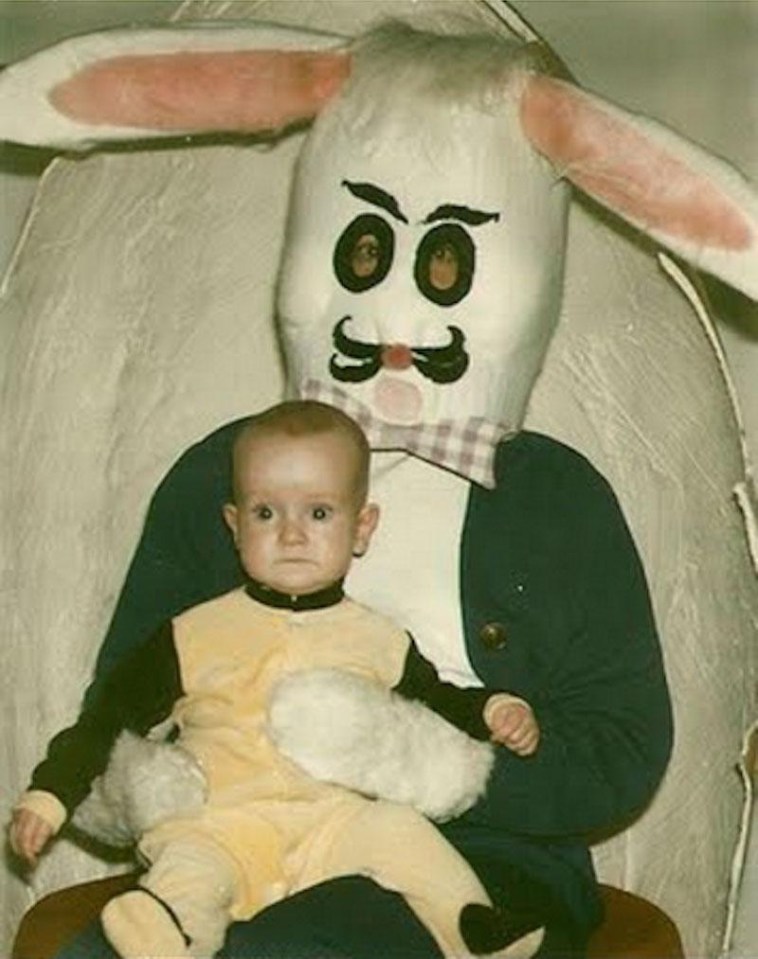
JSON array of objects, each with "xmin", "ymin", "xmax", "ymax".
[{"xmin": 328, "ymin": 317, "xmax": 469, "ymax": 385}]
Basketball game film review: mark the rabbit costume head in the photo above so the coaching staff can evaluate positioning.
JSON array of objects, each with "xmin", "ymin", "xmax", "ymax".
[
  {"xmin": 278, "ymin": 27, "xmax": 569, "ymax": 434},
  {"xmin": 1, "ymin": 18, "xmax": 756, "ymax": 462}
]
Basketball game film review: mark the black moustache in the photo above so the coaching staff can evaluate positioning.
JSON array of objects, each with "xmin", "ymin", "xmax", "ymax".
[{"xmin": 329, "ymin": 317, "xmax": 469, "ymax": 384}]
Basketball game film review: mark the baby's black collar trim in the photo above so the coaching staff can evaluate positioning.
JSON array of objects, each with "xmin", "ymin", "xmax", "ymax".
[{"xmin": 244, "ymin": 578, "xmax": 345, "ymax": 611}]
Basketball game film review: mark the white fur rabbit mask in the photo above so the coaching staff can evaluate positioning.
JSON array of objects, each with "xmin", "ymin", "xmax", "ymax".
[{"xmin": 1, "ymin": 20, "xmax": 757, "ymax": 459}]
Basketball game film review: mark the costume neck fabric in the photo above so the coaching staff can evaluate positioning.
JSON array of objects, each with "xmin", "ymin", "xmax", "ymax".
[{"xmin": 300, "ymin": 379, "xmax": 513, "ymax": 489}]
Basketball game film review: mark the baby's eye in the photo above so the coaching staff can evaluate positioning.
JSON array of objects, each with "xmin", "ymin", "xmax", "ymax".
[
  {"xmin": 252, "ymin": 505, "xmax": 274, "ymax": 521},
  {"xmin": 311, "ymin": 506, "xmax": 333, "ymax": 521}
]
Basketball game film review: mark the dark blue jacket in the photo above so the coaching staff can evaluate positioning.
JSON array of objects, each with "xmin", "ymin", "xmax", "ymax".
[{"xmin": 84, "ymin": 421, "xmax": 673, "ymax": 946}]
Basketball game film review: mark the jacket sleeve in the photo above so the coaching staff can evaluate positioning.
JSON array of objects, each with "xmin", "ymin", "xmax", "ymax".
[
  {"xmin": 394, "ymin": 640, "xmax": 493, "ymax": 741},
  {"xmin": 29, "ymin": 621, "xmax": 182, "ymax": 816},
  {"xmin": 464, "ymin": 436, "xmax": 674, "ymax": 838}
]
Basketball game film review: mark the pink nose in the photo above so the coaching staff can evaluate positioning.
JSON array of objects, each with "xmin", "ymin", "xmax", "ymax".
[{"xmin": 381, "ymin": 344, "xmax": 414, "ymax": 371}]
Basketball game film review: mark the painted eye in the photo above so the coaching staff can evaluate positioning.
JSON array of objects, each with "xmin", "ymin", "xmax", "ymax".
[
  {"xmin": 415, "ymin": 224, "xmax": 475, "ymax": 306},
  {"xmin": 334, "ymin": 214, "xmax": 395, "ymax": 292},
  {"xmin": 311, "ymin": 506, "xmax": 332, "ymax": 521},
  {"xmin": 253, "ymin": 505, "xmax": 273, "ymax": 521}
]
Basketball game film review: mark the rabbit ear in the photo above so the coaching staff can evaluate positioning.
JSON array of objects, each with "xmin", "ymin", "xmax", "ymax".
[
  {"xmin": 520, "ymin": 74, "xmax": 758, "ymax": 300},
  {"xmin": 0, "ymin": 23, "xmax": 350, "ymax": 150}
]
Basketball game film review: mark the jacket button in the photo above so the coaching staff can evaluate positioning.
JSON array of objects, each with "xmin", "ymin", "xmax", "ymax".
[{"xmin": 479, "ymin": 621, "xmax": 507, "ymax": 650}]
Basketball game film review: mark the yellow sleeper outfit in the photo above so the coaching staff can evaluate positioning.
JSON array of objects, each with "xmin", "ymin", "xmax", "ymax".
[
  {"xmin": 139, "ymin": 588, "xmax": 491, "ymax": 957},
  {"xmin": 21, "ymin": 585, "xmax": 497, "ymax": 959}
]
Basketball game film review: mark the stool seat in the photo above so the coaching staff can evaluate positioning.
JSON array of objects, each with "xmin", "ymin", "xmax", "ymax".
[{"xmin": 12, "ymin": 874, "xmax": 684, "ymax": 959}]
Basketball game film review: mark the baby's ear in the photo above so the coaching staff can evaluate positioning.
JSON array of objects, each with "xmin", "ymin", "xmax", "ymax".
[
  {"xmin": 354, "ymin": 503, "xmax": 380, "ymax": 557},
  {"xmin": 222, "ymin": 503, "xmax": 239, "ymax": 542}
]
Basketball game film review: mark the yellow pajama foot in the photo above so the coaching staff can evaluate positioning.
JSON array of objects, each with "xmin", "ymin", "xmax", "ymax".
[{"xmin": 101, "ymin": 888, "xmax": 193, "ymax": 959}]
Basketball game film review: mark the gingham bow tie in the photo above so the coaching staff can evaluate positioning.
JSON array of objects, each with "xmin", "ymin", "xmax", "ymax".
[{"xmin": 300, "ymin": 380, "xmax": 514, "ymax": 489}]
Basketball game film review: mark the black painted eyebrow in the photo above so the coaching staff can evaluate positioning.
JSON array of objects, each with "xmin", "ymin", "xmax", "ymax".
[
  {"xmin": 342, "ymin": 180, "xmax": 408, "ymax": 224},
  {"xmin": 424, "ymin": 204, "xmax": 501, "ymax": 227}
]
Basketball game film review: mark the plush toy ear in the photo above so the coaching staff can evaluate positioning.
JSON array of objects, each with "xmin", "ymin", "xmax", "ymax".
[
  {"xmin": 521, "ymin": 74, "xmax": 758, "ymax": 300},
  {"xmin": 0, "ymin": 23, "xmax": 350, "ymax": 149}
]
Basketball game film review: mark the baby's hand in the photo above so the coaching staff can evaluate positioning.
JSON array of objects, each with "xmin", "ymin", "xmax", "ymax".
[
  {"xmin": 9, "ymin": 808, "xmax": 54, "ymax": 867},
  {"xmin": 485, "ymin": 696, "xmax": 540, "ymax": 756}
]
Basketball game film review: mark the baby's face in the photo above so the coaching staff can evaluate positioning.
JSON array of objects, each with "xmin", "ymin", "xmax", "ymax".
[{"xmin": 224, "ymin": 431, "xmax": 378, "ymax": 596}]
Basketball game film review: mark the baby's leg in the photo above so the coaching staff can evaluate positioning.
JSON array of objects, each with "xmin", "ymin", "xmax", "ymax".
[
  {"xmin": 101, "ymin": 839, "xmax": 237, "ymax": 959},
  {"xmin": 318, "ymin": 801, "xmax": 489, "ymax": 957}
]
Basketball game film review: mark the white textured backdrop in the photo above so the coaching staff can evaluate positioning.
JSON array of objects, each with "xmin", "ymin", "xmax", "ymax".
[{"xmin": 1, "ymin": 2, "xmax": 757, "ymax": 957}]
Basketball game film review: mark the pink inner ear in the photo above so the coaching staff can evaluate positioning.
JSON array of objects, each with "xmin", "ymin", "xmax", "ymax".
[
  {"xmin": 521, "ymin": 75, "xmax": 751, "ymax": 252},
  {"xmin": 49, "ymin": 49, "xmax": 350, "ymax": 132}
]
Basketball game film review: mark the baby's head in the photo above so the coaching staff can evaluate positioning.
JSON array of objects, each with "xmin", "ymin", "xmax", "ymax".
[{"xmin": 223, "ymin": 400, "xmax": 379, "ymax": 597}]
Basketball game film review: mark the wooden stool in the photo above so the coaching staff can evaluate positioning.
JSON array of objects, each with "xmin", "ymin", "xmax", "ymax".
[{"xmin": 12, "ymin": 874, "xmax": 684, "ymax": 959}]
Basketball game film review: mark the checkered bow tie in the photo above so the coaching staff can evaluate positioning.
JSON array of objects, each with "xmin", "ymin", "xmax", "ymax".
[{"xmin": 300, "ymin": 380, "xmax": 514, "ymax": 489}]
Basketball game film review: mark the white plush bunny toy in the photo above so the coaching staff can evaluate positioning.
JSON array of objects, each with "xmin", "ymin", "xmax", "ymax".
[{"xmin": 2, "ymin": 3, "xmax": 758, "ymax": 959}]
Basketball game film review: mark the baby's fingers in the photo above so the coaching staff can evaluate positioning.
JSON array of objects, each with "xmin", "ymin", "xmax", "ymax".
[
  {"xmin": 10, "ymin": 810, "xmax": 51, "ymax": 866},
  {"xmin": 492, "ymin": 707, "xmax": 540, "ymax": 755},
  {"xmin": 508, "ymin": 725, "xmax": 541, "ymax": 756},
  {"xmin": 489, "ymin": 705, "xmax": 526, "ymax": 740}
]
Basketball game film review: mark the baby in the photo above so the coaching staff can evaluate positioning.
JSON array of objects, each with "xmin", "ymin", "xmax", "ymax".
[{"xmin": 10, "ymin": 400, "xmax": 541, "ymax": 959}]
